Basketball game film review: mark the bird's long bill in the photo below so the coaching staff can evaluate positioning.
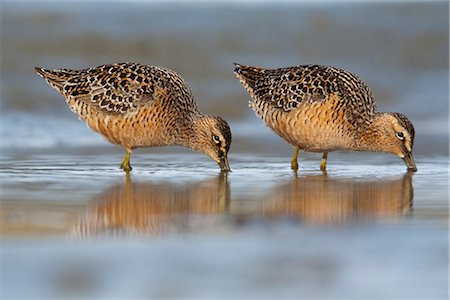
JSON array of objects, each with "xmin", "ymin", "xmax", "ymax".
[
  {"xmin": 403, "ymin": 152, "xmax": 417, "ymax": 172},
  {"xmin": 218, "ymin": 156, "xmax": 231, "ymax": 172}
]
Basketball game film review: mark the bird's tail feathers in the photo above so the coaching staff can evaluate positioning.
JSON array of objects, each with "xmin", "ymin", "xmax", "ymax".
[
  {"xmin": 34, "ymin": 67, "xmax": 78, "ymax": 92},
  {"xmin": 233, "ymin": 63, "xmax": 264, "ymax": 91}
]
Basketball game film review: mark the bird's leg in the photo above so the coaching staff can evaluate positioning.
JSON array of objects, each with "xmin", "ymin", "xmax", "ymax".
[
  {"xmin": 291, "ymin": 146, "xmax": 300, "ymax": 171},
  {"xmin": 320, "ymin": 152, "xmax": 328, "ymax": 171},
  {"xmin": 120, "ymin": 149, "xmax": 132, "ymax": 172}
]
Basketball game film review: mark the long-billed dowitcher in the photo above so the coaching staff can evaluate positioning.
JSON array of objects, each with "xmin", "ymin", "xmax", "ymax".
[
  {"xmin": 35, "ymin": 62, "xmax": 231, "ymax": 172},
  {"xmin": 234, "ymin": 64, "xmax": 417, "ymax": 172}
]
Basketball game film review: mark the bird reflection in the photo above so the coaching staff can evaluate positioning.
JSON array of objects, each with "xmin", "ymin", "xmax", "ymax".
[
  {"xmin": 257, "ymin": 173, "xmax": 414, "ymax": 224},
  {"xmin": 72, "ymin": 174, "xmax": 230, "ymax": 237},
  {"xmin": 72, "ymin": 172, "xmax": 414, "ymax": 237}
]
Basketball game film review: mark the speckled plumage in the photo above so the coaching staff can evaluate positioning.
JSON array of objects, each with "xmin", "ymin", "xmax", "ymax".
[
  {"xmin": 35, "ymin": 62, "xmax": 232, "ymax": 172},
  {"xmin": 234, "ymin": 64, "xmax": 417, "ymax": 171}
]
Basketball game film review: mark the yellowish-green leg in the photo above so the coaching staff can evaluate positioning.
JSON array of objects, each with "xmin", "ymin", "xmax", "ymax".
[
  {"xmin": 120, "ymin": 150, "xmax": 132, "ymax": 172},
  {"xmin": 291, "ymin": 146, "xmax": 300, "ymax": 171},
  {"xmin": 320, "ymin": 152, "xmax": 328, "ymax": 171}
]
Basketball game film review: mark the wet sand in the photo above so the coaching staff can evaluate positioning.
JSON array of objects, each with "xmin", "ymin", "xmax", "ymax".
[{"xmin": 1, "ymin": 153, "xmax": 448, "ymax": 298}]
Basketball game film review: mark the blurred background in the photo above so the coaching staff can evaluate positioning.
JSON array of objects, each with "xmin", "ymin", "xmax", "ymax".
[
  {"xmin": 1, "ymin": 0, "xmax": 448, "ymax": 155},
  {"xmin": 1, "ymin": 1, "xmax": 448, "ymax": 299}
]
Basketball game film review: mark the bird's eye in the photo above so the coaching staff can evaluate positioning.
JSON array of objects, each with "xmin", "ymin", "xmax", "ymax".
[
  {"xmin": 396, "ymin": 132, "xmax": 405, "ymax": 140},
  {"xmin": 212, "ymin": 135, "xmax": 220, "ymax": 144}
]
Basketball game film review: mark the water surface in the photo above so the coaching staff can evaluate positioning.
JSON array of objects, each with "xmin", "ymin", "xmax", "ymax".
[{"xmin": 1, "ymin": 153, "xmax": 448, "ymax": 298}]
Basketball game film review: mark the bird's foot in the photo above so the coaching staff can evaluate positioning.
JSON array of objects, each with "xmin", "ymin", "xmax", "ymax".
[
  {"xmin": 291, "ymin": 146, "xmax": 300, "ymax": 171},
  {"xmin": 120, "ymin": 161, "xmax": 132, "ymax": 173},
  {"xmin": 320, "ymin": 152, "xmax": 328, "ymax": 171},
  {"xmin": 291, "ymin": 159, "xmax": 299, "ymax": 171},
  {"xmin": 120, "ymin": 150, "xmax": 132, "ymax": 173}
]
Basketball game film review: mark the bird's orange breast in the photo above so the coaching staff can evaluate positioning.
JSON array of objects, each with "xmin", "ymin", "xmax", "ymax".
[{"xmin": 255, "ymin": 94, "xmax": 354, "ymax": 152}]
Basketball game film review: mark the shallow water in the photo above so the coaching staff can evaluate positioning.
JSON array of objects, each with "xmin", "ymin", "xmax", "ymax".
[
  {"xmin": 1, "ymin": 153, "xmax": 448, "ymax": 234},
  {"xmin": 1, "ymin": 153, "xmax": 448, "ymax": 298}
]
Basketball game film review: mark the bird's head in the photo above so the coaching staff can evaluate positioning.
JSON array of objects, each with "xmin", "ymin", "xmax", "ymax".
[
  {"xmin": 192, "ymin": 116, "xmax": 232, "ymax": 172},
  {"xmin": 374, "ymin": 113, "xmax": 417, "ymax": 172}
]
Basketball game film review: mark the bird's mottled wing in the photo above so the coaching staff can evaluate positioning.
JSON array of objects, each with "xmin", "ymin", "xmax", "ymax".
[
  {"xmin": 235, "ymin": 64, "xmax": 339, "ymax": 112},
  {"xmin": 235, "ymin": 64, "xmax": 376, "ymax": 118},
  {"xmin": 54, "ymin": 62, "xmax": 197, "ymax": 115},
  {"xmin": 59, "ymin": 63, "xmax": 156, "ymax": 114}
]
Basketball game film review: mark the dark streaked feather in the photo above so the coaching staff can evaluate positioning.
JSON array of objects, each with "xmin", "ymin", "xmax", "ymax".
[
  {"xmin": 35, "ymin": 62, "xmax": 197, "ymax": 115},
  {"xmin": 234, "ymin": 64, "xmax": 376, "ymax": 118}
]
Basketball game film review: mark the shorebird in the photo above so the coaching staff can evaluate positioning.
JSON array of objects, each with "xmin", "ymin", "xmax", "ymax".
[
  {"xmin": 234, "ymin": 64, "xmax": 417, "ymax": 172},
  {"xmin": 35, "ymin": 62, "xmax": 232, "ymax": 172}
]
